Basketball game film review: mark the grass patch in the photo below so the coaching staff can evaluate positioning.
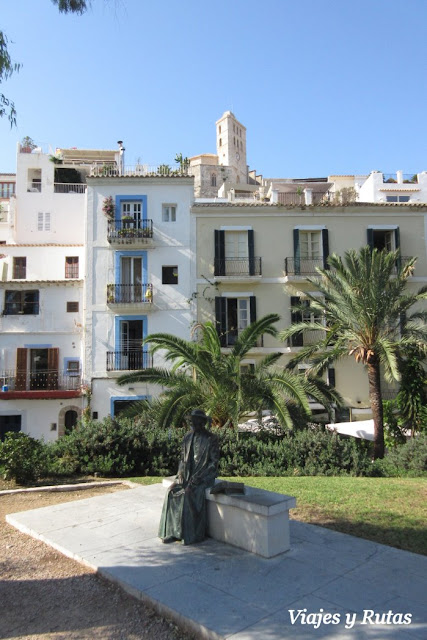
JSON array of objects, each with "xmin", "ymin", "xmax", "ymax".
[
  {"xmin": 125, "ymin": 477, "xmax": 163, "ymax": 486},
  {"xmin": 221, "ymin": 476, "xmax": 427, "ymax": 556}
]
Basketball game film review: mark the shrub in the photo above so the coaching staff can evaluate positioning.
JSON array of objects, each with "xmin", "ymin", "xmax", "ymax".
[
  {"xmin": 214, "ymin": 426, "xmax": 373, "ymax": 477},
  {"xmin": 47, "ymin": 416, "xmax": 185, "ymax": 477},
  {"xmin": 371, "ymin": 435, "xmax": 427, "ymax": 477},
  {"xmin": 0, "ymin": 432, "xmax": 48, "ymax": 484}
]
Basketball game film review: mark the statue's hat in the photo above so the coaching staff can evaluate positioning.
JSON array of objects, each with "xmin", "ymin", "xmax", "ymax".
[{"xmin": 191, "ymin": 409, "xmax": 209, "ymax": 419}]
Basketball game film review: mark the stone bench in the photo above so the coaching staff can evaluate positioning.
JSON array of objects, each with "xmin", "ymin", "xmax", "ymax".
[{"xmin": 162, "ymin": 478, "xmax": 296, "ymax": 558}]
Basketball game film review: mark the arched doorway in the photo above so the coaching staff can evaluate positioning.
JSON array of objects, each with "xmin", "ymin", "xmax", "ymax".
[
  {"xmin": 64, "ymin": 409, "xmax": 78, "ymax": 435},
  {"xmin": 58, "ymin": 405, "xmax": 81, "ymax": 437}
]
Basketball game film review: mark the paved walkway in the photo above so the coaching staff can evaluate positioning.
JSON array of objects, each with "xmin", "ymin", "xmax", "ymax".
[{"xmin": 7, "ymin": 483, "xmax": 427, "ymax": 639}]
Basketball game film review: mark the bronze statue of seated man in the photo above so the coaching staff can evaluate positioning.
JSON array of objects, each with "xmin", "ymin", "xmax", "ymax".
[{"xmin": 158, "ymin": 409, "xmax": 219, "ymax": 545}]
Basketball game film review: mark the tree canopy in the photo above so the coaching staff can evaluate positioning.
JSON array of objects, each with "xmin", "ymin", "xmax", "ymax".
[
  {"xmin": 118, "ymin": 315, "xmax": 340, "ymax": 430},
  {"xmin": 280, "ymin": 247, "xmax": 427, "ymax": 458}
]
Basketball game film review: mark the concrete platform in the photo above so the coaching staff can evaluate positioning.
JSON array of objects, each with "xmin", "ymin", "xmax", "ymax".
[{"xmin": 6, "ymin": 483, "xmax": 427, "ymax": 639}]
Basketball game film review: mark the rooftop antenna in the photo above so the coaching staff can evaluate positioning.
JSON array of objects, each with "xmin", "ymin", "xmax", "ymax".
[{"xmin": 117, "ymin": 140, "xmax": 125, "ymax": 175}]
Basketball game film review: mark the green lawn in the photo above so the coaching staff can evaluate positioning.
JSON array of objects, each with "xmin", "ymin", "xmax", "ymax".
[{"xmin": 129, "ymin": 476, "xmax": 427, "ymax": 556}]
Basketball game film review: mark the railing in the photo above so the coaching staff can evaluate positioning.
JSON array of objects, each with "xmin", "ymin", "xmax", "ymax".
[
  {"xmin": 27, "ymin": 181, "xmax": 42, "ymax": 193},
  {"xmin": 224, "ymin": 334, "xmax": 264, "ymax": 348},
  {"xmin": 106, "ymin": 350, "xmax": 152, "ymax": 372},
  {"xmin": 403, "ymin": 174, "xmax": 418, "ymax": 184},
  {"xmin": 383, "ymin": 173, "xmax": 418, "ymax": 184},
  {"xmin": 107, "ymin": 283, "xmax": 153, "ymax": 304},
  {"xmin": 54, "ymin": 183, "xmax": 87, "ymax": 194},
  {"xmin": 91, "ymin": 165, "xmax": 194, "ymax": 178},
  {"xmin": 107, "ymin": 219, "xmax": 153, "ymax": 242},
  {"xmin": 214, "ymin": 257, "xmax": 262, "ymax": 277},
  {"xmin": 0, "ymin": 370, "xmax": 82, "ymax": 391},
  {"xmin": 290, "ymin": 329, "xmax": 325, "ymax": 347},
  {"xmin": 284, "ymin": 257, "xmax": 325, "ymax": 275},
  {"xmin": 278, "ymin": 192, "xmax": 327, "ymax": 205}
]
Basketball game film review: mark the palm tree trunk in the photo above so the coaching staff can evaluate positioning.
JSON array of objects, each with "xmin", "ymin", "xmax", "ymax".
[{"xmin": 367, "ymin": 359, "xmax": 385, "ymax": 459}]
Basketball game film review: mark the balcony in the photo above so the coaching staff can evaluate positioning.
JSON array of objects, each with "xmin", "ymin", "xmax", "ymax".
[
  {"xmin": 289, "ymin": 330, "xmax": 325, "ymax": 348},
  {"xmin": 27, "ymin": 181, "xmax": 42, "ymax": 193},
  {"xmin": 54, "ymin": 183, "xmax": 87, "ymax": 194},
  {"xmin": 0, "ymin": 370, "xmax": 82, "ymax": 399},
  {"xmin": 106, "ymin": 350, "xmax": 152, "ymax": 372},
  {"xmin": 278, "ymin": 192, "xmax": 327, "ymax": 206},
  {"xmin": 107, "ymin": 283, "xmax": 153, "ymax": 307},
  {"xmin": 90, "ymin": 164, "xmax": 194, "ymax": 178},
  {"xmin": 214, "ymin": 257, "xmax": 262, "ymax": 281},
  {"xmin": 107, "ymin": 219, "xmax": 154, "ymax": 246},
  {"xmin": 284, "ymin": 257, "xmax": 324, "ymax": 277}
]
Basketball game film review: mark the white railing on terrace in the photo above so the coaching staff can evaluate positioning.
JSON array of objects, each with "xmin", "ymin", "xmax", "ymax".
[
  {"xmin": 54, "ymin": 183, "xmax": 87, "ymax": 194},
  {"xmin": 90, "ymin": 165, "xmax": 194, "ymax": 178}
]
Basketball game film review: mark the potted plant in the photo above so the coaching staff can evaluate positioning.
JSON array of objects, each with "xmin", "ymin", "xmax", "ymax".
[{"xmin": 21, "ymin": 136, "xmax": 37, "ymax": 153}]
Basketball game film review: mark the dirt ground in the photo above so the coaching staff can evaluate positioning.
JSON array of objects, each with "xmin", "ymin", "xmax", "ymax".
[{"xmin": 0, "ymin": 484, "xmax": 195, "ymax": 640}]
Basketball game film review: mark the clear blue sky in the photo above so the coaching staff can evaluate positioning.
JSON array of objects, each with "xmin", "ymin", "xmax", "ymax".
[{"xmin": 1, "ymin": 0, "xmax": 426, "ymax": 177}]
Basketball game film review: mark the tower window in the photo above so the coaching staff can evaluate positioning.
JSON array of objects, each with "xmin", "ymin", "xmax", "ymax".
[{"xmin": 211, "ymin": 174, "xmax": 217, "ymax": 187}]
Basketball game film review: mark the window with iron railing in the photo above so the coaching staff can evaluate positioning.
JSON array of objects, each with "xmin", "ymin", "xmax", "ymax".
[{"xmin": 65, "ymin": 256, "xmax": 79, "ymax": 279}]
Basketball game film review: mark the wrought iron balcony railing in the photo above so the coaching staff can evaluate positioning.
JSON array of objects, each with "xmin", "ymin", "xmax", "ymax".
[
  {"xmin": 107, "ymin": 283, "xmax": 153, "ymax": 304},
  {"xmin": 54, "ymin": 183, "xmax": 87, "ymax": 194},
  {"xmin": 284, "ymin": 257, "xmax": 325, "ymax": 275},
  {"xmin": 0, "ymin": 370, "xmax": 82, "ymax": 391},
  {"xmin": 106, "ymin": 350, "xmax": 152, "ymax": 372},
  {"xmin": 107, "ymin": 219, "xmax": 153, "ymax": 242},
  {"xmin": 214, "ymin": 257, "xmax": 262, "ymax": 277}
]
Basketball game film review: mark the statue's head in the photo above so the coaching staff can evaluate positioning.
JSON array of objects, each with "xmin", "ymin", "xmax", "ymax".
[{"xmin": 190, "ymin": 409, "xmax": 210, "ymax": 431}]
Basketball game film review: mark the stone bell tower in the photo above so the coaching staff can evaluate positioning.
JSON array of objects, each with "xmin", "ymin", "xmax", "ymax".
[{"xmin": 215, "ymin": 111, "xmax": 247, "ymax": 183}]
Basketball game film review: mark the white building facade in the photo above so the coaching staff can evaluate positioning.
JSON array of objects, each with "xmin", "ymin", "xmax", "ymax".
[{"xmin": 84, "ymin": 173, "xmax": 195, "ymax": 420}]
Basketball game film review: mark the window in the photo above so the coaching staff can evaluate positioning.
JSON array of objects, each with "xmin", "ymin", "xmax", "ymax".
[
  {"xmin": 162, "ymin": 204, "xmax": 176, "ymax": 222},
  {"xmin": 215, "ymin": 296, "xmax": 256, "ymax": 346},
  {"xmin": 386, "ymin": 195, "xmax": 410, "ymax": 203},
  {"xmin": 66, "ymin": 301, "xmax": 79, "ymax": 312},
  {"xmin": 211, "ymin": 174, "xmax": 217, "ymax": 187},
  {"xmin": 293, "ymin": 228, "xmax": 329, "ymax": 274},
  {"xmin": 65, "ymin": 257, "xmax": 79, "ymax": 279},
  {"xmin": 0, "ymin": 182, "xmax": 15, "ymax": 198},
  {"xmin": 13, "ymin": 257, "xmax": 26, "ymax": 279},
  {"xmin": 4, "ymin": 290, "xmax": 39, "ymax": 315},
  {"xmin": 214, "ymin": 229, "xmax": 259, "ymax": 276},
  {"xmin": 218, "ymin": 125, "xmax": 221, "ymax": 134},
  {"xmin": 290, "ymin": 296, "xmax": 323, "ymax": 347},
  {"xmin": 0, "ymin": 415, "xmax": 21, "ymax": 441},
  {"xmin": 219, "ymin": 138, "xmax": 222, "ymax": 147},
  {"xmin": 37, "ymin": 212, "xmax": 50, "ymax": 231},
  {"xmin": 300, "ymin": 231, "xmax": 321, "ymax": 259},
  {"xmin": 367, "ymin": 228, "xmax": 399, "ymax": 252},
  {"xmin": 121, "ymin": 201, "xmax": 142, "ymax": 227},
  {"xmin": 66, "ymin": 360, "xmax": 80, "ymax": 375},
  {"xmin": 162, "ymin": 266, "xmax": 178, "ymax": 284},
  {"xmin": 240, "ymin": 362, "xmax": 255, "ymax": 375},
  {"xmin": 15, "ymin": 347, "xmax": 59, "ymax": 391}
]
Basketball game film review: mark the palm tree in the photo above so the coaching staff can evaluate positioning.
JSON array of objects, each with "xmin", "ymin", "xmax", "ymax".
[
  {"xmin": 118, "ymin": 314, "xmax": 340, "ymax": 430},
  {"xmin": 279, "ymin": 247, "xmax": 427, "ymax": 458}
]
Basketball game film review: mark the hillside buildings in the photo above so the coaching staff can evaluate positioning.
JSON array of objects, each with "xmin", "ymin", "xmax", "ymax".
[{"xmin": 1, "ymin": 114, "xmax": 426, "ymax": 440}]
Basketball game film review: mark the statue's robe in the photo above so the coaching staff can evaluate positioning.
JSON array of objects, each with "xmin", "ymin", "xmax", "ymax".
[{"xmin": 158, "ymin": 427, "xmax": 219, "ymax": 545}]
